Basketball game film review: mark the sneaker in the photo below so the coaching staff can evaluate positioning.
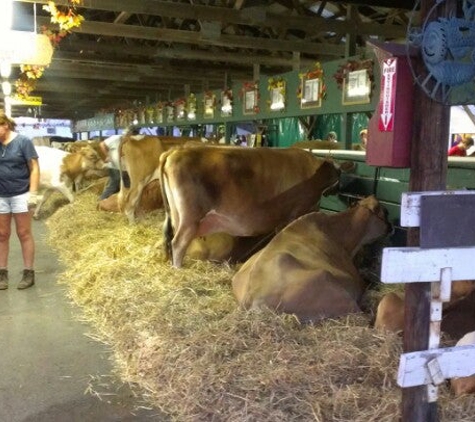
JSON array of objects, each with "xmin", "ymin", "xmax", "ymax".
[
  {"xmin": 17, "ymin": 269, "xmax": 35, "ymax": 290},
  {"xmin": 0, "ymin": 269, "xmax": 8, "ymax": 290}
]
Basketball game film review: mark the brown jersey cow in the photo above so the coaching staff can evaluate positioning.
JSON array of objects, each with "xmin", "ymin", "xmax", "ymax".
[
  {"xmin": 159, "ymin": 146, "xmax": 341, "ymax": 267},
  {"xmin": 232, "ymin": 195, "xmax": 392, "ymax": 322},
  {"xmin": 118, "ymin": 134, "xmax": 206, "ymax": 222}
]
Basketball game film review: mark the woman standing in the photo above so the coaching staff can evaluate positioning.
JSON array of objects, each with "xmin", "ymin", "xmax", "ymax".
[{"xmin": 0, "ymin": 111, "xmax": 39, "ymax": 290}]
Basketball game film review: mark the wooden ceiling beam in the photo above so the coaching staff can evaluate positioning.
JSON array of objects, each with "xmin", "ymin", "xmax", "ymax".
[
  {"xmin": 34, "ymin": 83, "xmax": 166, "ymax": 100},
  {"xmin": 16, "ymin": 0, "xmax": 408, "ymax": 36},
  {"xmin": 57, "ymin": 40, "xmax": 314, "ymax": 68},
  {"xmin": 45, "ymin": 60, "xmax": 251, "ymax": 83},
  {"xmin": 36, "ymin": 16, "xmax": 361, "ymax": 56}
]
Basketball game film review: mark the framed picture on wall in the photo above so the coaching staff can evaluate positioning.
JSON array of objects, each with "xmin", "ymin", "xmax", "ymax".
[
  {"xmin": 300, "ymin": 76, "xmax": 322, "ymax": 109},
  {"xmin": 175, "ymin": 102, "xmax": 186, "ymax": 121},
  {"xmin": 342, "ymin": 69, "xmax": 371, "ymax": 105},
  {"xmin": 243, "ymin": 85, "xmax": 258, "ymax": 115},
  {"xmin": 221, "ymin": 90, "xmax": 233, "ymax": 117},
  {"xmin": 204, "ymin": 92, "xmax": 216, "ymax": 118},
  {"xmin": 269, "ymin": 82, "xmax": 285, "ymax": 111}
]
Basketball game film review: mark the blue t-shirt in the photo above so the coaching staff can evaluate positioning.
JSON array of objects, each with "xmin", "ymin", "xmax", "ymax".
[{"xmin": 0, "ymin": 134, "xmax": 38, "ymax": 197}]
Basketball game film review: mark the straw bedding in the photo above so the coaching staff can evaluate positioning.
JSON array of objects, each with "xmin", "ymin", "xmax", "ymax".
[{"xmin": 45, "ymin": 192, "xmax": 475, "ymax": 421}]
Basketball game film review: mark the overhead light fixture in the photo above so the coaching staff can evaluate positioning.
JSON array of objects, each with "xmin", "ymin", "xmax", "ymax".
[
  {"xmin": 0, "ymin": 0, "xmax": 13, "ymax": 34},
  {"xmin": 0, "ymin": 61, "xmax": 11, "ymax": 78},
  {"xmin": 3, "ymin": 31, "xmax": 53, "ymax": 66},
  {"xmin": 0, "ymin": 0, "xmax": 53, "ymax": 67},
  {"xmin": 2, "ymin": 81, "xmax": 11, "ymax": 96}
]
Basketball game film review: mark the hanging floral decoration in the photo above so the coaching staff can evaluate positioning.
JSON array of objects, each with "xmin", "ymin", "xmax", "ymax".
[
  {"xmin": 165, "ymin": 102, "xmax": 175, "ymax": 121},
  {"xmin": 239, "ymin": 81, "xmax": 258, "ymax": 99},
  {"xmin": 267, "ymin": 76, "xmax": 285, "ymax": 93},
  {"xmin": 240, "ymin": 81, "xmax": 260, "ymax": 113},
  {"xmin": 267, "ymin": 76, "xmax": 286, "ymax": 110},
  {"xmin": 187, "ymin": 93, "xmax": 197, "ymax": 113},
  {"xmin": 220, "ymin": 88, "xmax": 233, "ymax": 105},
  {"xmin": 43, "ymin": 1, "xmax": 85, "ymax": 32},
  {"xmin": 297, "ymin": 62, "xmax": 326, "ymax": 100},
  {"xmin": 173, "ymin": 98, "xmax": 186, "ymax": 119},
  {"xmin": 333, "ymin": 59, "xmax": 374, "ymax": 90},
  {"xmin": 203, "ymin": 91, "xmax": 217, "ymax": 107},
  {"xmin": 173, "ymin": 98, "xmax": 186, "ymax": 107},
  {"xmin": 14, "ymin": 1, "xmax": 85, "ymax": 98},
  {"xmin": 145, "ymin": 105, "xmax": 155, "ymax": 123}
]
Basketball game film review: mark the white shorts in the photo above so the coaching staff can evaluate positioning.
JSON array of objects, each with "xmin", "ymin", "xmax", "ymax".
[{"xmin": 0, "ymin": 192, "xmax": 29, "ymax": 214}]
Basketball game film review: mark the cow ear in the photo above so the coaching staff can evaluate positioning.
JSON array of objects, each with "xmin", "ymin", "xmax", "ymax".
[{"xmin": 338, "ymin": 160, "xmax": 356, "ymax": 173}]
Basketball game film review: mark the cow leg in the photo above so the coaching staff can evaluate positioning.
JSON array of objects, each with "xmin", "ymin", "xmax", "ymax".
[
  {"xmin": 171, "ymin": 223, "xmax": 199, "ymax": 268},
  {"xmin": 55, "ymin": 184, "xmax": 75, "ymax": 204},
  {"xmin": 162, "ymin": 214, "xmax": 174, "ymax": 261},
  {"xmin": 74, "ymin": 175, "xmax": 83, "ymax": 192},
  {"xmin": 33, "ymin": 190, "xmax": 52, "ymax": 219},
  {"xmin": 124, "ymin": 183, "xmax": 146, "ymax": 224}
]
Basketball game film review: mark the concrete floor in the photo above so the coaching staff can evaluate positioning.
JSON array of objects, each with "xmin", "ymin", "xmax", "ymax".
[{"xmin": 0, "ymin": 219, "xmax": 163, "ymax": 421}]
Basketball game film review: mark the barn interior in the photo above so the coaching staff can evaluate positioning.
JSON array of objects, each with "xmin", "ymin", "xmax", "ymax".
[{"xmin": 1, "ymin": 1, "xmax": 475, "ymax": 421}]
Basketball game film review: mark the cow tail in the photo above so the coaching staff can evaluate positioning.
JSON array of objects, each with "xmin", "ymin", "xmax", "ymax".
[
  {"xmin": 158, "ymin": 151, "xmax": 174, "ymax": 262},
  {"xmin": 117, "ymin": 135, "xmax": 126, "ymax": 209}
]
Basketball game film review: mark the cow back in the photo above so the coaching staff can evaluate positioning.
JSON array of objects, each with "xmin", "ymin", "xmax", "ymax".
[
  {"xmin": 35, "ymin": 146, "xmax": 70, "ymax": 187},
  {"xmin": 159, "ymin": 146, "xmax": 342, "ymax": 267}
]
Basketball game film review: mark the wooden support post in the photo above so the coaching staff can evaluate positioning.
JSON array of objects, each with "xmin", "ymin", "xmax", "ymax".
[
  {"xmin": 292, "ymin": 52, "xmax": 300, "ymax": 72},
  {"xmin": 341, "ymin": 5, "xmax": 357, "ymax": 147},
  {"xmin": 345, "ymin": 5, "xmax": 357, "ymax": 57},
  {"xmin": 253, "ymin": 63, "xmax": 260, "ymax": 82},
  {"xmin": 223, "ymin": 71, "xmax": 228, "ymax": 89},
  {"xmin": 402, "ymin": 0, "xmax": 454, "ymax": 419}
]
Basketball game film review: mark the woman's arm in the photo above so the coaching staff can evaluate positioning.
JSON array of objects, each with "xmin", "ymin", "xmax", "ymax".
[{"xmin": 28, "ymin": 158, "xmax": 40, "ymax": 193}]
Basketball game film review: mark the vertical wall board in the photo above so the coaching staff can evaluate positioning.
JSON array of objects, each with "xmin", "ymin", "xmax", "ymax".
[{"xmin": 420, "ymin": 195, "xmax": 475, "ymax": 248}]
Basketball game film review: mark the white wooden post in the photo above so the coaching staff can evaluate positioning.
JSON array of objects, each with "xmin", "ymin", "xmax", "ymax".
[{"xmin": 381, "ymin": 191, "xmax": 475, "ymax": 403}]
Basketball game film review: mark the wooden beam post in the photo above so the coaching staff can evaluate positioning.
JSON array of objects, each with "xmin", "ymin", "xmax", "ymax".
[
  {"xmin": 402, "ymin": 0, "xmax": 453, "ymax": 420},
  {"xmin": 292, "ymin": 52, "xmax": 300, "ymax": 72},
  {"xmin": 253, "ymin": 63, "xmax": 260, "ymax": 82}
]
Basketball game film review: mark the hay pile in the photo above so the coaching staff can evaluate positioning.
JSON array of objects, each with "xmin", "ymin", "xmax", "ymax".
[{"xmin": 46, "ymin": 192, "xmax": 475, "ymax": 421}]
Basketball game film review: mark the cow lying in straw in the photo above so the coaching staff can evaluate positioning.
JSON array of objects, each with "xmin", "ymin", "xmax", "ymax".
[{"xmin": 232, "ymin": 195, "xmax": 392, "ymax": 322}]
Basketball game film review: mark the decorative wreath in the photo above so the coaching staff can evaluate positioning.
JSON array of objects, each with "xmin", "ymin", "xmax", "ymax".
[
  {"xmin": 297, "ymin": 62, "xmax": 326, "ymax": 100},
  {"xmin": 186, "ymin": 93, "xmax": 197, "ymax": 113},
  {"xmin": 43, "ymin": 1, "xmax": 84, "ymax": 32},
  {"xmin": 14, "ymin": 1, "xmax": 85, "ymax": 99},
  {"xmin": 240, "ymin": 81, "xmax": 258, "ymax": 98},
  {"xmin": 333, "ymin": 59, "xmax": 374, "ymax": 90},
  {"xmin": 267, "ymin": 76, "xmax": 286, "ymax": 110},
  {"xmin": 220, "ymin": 88, "xmax": 233, "ymax": 105},
  {"xmin": 240, "ymin": 81, "xmax": 260, "ymax": 113},
  {"xmin": 203, "ymin": 91, "xmax": 217, "ymax": 107}
]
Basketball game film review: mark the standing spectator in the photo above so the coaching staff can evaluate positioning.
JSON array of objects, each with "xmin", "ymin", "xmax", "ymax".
[
  {"xmin": 359, "ymin": 128, "xmax": 368, "ymax": 150},
  {"xmin": 0, "ymin": 111, "xmax": 39, "ymax": 290},
  {"xmin": 352, "ymin": 128, "xmax": 368, "ymax": 151},
  {"xmin": 448, "ymin": 136, "xmax": 474, "ymax": 157},
  {"xmin": 326, "ymin": 131, "xmax": 338, "ymax": 143},
  {"xmin": 99, "ymin": 127, "xmax": 139, "ymax": 200}
]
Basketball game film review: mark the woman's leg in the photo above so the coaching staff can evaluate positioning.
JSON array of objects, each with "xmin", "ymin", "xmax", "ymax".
[
  {"xmin": 14, "ymin": 211, "xmax": 35, "ymax": 289},
  {"xmin": 14, "ymin": 212, "xmax": 34, "ymax": 269},
  {"xmin": 0, "ymin": 213, "xmax": 12, "ymax": 268},
  {"xmin": 100, "ymin": 168, "xmax": 121, "ymax": 200}
]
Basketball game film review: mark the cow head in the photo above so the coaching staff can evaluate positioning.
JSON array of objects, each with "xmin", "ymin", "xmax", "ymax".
[
  {"xmin": 79, "ymin": 146, "xmax": 107, "ymax": 169},
  {"xmin": 355, "ymin": 195, "xmax": 393, "ymax": 243}
]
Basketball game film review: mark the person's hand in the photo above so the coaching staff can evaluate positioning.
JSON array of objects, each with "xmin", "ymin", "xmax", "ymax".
[{"xmin": 28, "ymin": 192, "xmax": 38, "ymax": 209}]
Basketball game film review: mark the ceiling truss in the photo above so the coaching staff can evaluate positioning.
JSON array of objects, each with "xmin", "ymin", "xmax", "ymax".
[{"xmin": 8, "ymin": 0, "xmax": 413, "ymax": 120}]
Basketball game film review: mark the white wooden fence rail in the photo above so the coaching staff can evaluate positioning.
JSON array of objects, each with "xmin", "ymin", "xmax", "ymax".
[{"xmin": 380, "ymin": 190, "xmax": 475, "ymax": 402}]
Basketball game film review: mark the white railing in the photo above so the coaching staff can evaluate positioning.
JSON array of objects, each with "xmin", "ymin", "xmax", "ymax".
[{"xmin": 380, "ymin": 190, "xmax": 475, "ymax": 402}]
